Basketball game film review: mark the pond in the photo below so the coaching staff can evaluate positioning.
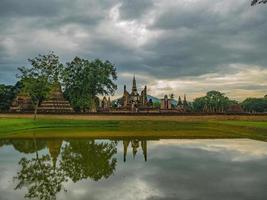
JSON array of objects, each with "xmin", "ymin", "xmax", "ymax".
[{"xmin": 0, "ymin": 137, "xmax": 267, "ymax": 200}]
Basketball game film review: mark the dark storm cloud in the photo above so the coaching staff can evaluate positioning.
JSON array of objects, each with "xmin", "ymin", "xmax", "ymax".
[
  {"xmin": 118, "ymin": 0, "xmax": 154, "ymax": 20},
  {"xmin": 0, "ymin": 0, "xmax": 266, "ymax": 97},
  {"xmin": 0, "ymin": 0, "xmax": 61, "ymax": 17},
  {"xmin": 142, "ymin": 0, "xmax": 267, "ymax": 77}
]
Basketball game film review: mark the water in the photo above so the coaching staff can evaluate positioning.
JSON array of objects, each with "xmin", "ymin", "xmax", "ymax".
[{"xmin": 0, "ymin": 138, "xmax": 267, "ymax": 200}]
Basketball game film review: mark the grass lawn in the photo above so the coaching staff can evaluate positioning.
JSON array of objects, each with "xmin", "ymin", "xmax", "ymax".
[{"xmin": 0, "ymin": 114, "xmax": 267, "ymax": 141}]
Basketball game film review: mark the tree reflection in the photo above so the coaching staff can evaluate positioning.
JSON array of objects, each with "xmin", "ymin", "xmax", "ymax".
[
  {"xmin": 14, "ymin": 154, "xmax": 66, "ymax": 200},
  {"xmin": 13, "ymin": 139, "xmax": 118, "ymax": 199},
  {"xmin": 14, "ymin": 138, "xmax": 66, "ymax": 200},
  {"xmin": 0, "ymin": 139, "xmax": 46, "ymax": 153},
  {"xmin": 0, "ymin": 139, "xmax": 9, "ymax": 147},
  {"xmin": 11, "ymin": 139, "xmax": 46, "ymax": 154},
  {"xmin": 60, "ymin": 140, "xmax": 117, "ymax": 182}
]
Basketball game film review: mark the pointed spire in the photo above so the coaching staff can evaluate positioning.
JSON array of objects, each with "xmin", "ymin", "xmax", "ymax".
[
  {"xmin": 132, "ymin": 74, "xmax": 137, "ymax": 93},
  {"xmin": 108, "ymin": 97, "xmax": 111, "ymax": 107},
  {"xmin": 124, "ymin": 85, "xmax": 126, "ymax": 93},
  {"xmin": 178, "ymin": 96, "xmax": 182, "ymax": 105},
  {"xmin": 183, "ymin": 94, "xmax": 188, "ymax": 110},
  {"xmin": 141, "ymin": 140, "xmax": 147, "ymax": 162},
  {"xmin": 123, "ymin": 141, "xmax": 130, "ymax": 162},
  {"xmin": 144, "ymin": 85, "xmax": 147, "ymax": 104}
]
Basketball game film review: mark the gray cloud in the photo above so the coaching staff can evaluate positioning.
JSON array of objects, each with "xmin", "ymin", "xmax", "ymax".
[
  {"xmin": 118, "ymin": 0, "xmax": 154, "ymax": 20},
  {"xmin": 0, "ymin": 0, "xmax": 266, "ymax": 98}
]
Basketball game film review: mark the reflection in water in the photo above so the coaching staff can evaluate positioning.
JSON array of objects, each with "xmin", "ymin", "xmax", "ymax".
[
  {"xmin": 8, "ymin": 138, "xmax": 118, "ymax": 199},
  {"xmin": 123, "ymin": 140, "xmax": 147, "ymax": 162},
  {"xmin": 60, "ymin": 140, "xmax": 117, "ymax": 182},
  {"xmin": 14, "ymin": 154, "xmax": 66, "ymax": 200},
  {"xmin": 13, "ymin": 139, "xmax": 66, "ymax": 200},
  {"xmin": 0, "ymin": 138, "xmax": 267, "ymax": 200}
]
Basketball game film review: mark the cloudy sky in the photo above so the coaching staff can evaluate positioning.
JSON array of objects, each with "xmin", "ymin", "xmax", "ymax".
[{"xmin": 0, "ymin": 0, "xmax": 266, "ymax": 101}]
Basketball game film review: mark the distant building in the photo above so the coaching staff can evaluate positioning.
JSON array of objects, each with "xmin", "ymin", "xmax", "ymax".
[
  {"xmin": 227, "ymin": 104, "xmax": 244, "ymax": 113},
  {"xmin": 160, "ymin": 94, "xmax": 188, "ymax": 112},
  {"xmin": 10, "ymin": 82, "xmax": 74, "ymax": 113},
  {"xmin": 10, "ymin": 92, "xmax": 34, "ymax": 112},
  {"xmin": 160, "ymin": 95, "xmax": 172, "ymax": 109},
  {"xmin": 99, "ymin": 96, "xmax": 112, "ymax": 112},
  {"xmin": 38, "ymin": 82, "xmax": 73, "ymax": 113},
  {"xmin": 119, "ymin": 75, "xmax": 149, "ymax": 112},
  {"xmin": 176, "ymin": 95, "xmax": 188, "ymax": 112}
]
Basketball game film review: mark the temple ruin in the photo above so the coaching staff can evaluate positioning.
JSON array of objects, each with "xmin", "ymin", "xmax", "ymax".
[{"xmin": 38, "ymin": 82, "xmax": 73, "ymax": 113}]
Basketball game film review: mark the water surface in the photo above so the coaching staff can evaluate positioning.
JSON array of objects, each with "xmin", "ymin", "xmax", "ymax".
[{"xmin": 0, "ymin": 138, "xmax": 267, "ymax": 200}]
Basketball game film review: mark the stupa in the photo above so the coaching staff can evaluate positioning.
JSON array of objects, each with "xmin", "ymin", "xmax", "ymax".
[
  {"xmin": 10, "ymin": 92, "xmax": 34, "ymax": 112},
  {"xmin": 38, "ymin": 82, "xmax": 73, "ymax": 113}
]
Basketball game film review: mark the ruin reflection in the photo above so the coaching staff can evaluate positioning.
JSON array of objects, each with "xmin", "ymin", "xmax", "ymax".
[
  {"xmin": 0, "ymin": 137, "xmax": 151, "ymax": 199},
  {"xmin": 123, "ymin": 139, "xmax": 147, "ymax": 162},
  {"xmin": 0, "ymin": 138, "xmax": 122, "ymax": 199}
]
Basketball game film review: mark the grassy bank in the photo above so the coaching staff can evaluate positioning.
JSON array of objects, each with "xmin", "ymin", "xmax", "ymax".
[{"xmin": 0, "ymin": 115, "xmax": 267, "ymax": 141}]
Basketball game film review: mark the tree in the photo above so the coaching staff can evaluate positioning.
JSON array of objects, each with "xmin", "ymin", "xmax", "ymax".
[
  {"xmin": 60, "ymin": 140, "xmax": 117, "ymax": 182},
  {"xmin": 251, "ymin": 0, "xmax": 267, "ymax": 6},
  {"xmin": 153, "ymin": 101, "xmax": 161, "ymax": 108},
  {"xmin": 193, "ymin": 90, "xmax": 237, "ymax": 113},
  {"xmin": 62, "ymin": 57, "xmax": 117, "ymax": 112},
  {"xmin": 0, "ymin": 82, "xmax": 21, "ymax": 112},
  {"xmin": 11, "ymin": 139, "xmax": 46, "ymax": 154},
  {"xmin": 15, "ymin": 154, "xmax": 67, "ymax": 200},
  {"xmin": 241, "ymin": 97, "xmax": 267, "ymax": 113},
  {"xmin": 14, "ymin": 139, "xmax": 118, "ymax": 199},
  {"xmin": 17, "ymin": 52, "xmax": 63, "ymax": 119},
  {"xmin": 14, "ymin": 137, "xmax": 67, "ymax": 200}
]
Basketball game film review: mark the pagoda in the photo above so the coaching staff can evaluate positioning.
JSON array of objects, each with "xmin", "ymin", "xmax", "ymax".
[
  {"xmin": 38, "ymin": 82, "xmax": 73, "ymax": 113},
  {"xmin": 120, "ymin": 75, "xmax": 148, "ymax": 112},
  {"xmin": 10, "ymin": 92, "xmax": 34, "ymax": 112}
]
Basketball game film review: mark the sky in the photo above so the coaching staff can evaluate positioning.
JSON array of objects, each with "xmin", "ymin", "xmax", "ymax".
[{"xmin": 0, "ymin": 0, "xmax": 266, "ymax": 101}]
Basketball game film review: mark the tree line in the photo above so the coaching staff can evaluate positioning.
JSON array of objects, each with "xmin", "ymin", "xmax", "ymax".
[
  {"xmin": 2, "ymin": 52, "xmax": 117, "ymax": 119},
  {"xmin": 0, "ymin": 52, "xmax": 267, "ymax": 116}
]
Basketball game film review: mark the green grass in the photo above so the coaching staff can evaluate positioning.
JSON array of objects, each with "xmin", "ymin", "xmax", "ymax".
[
  {"xmin": 218, "ymin": 121, "xmax": 267, "ymax": 128},
  {"xmin": 0, "ymin": 117, "xmax": 267, "ymax": 141}
]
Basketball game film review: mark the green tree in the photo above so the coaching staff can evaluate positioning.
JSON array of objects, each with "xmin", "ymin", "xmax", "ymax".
[
  {"xmin": 153, "ymin": 101, "xmax": 161, "ymax": 108},
  {"xmin": 62, "ymin": 57, "xmax": 117, "ymax": 112},
  {"xmin": 18, "ymin": 52, "xmax": 63, "ymax": 119},
  {"xmin": 60, "ymin": 140, "xmax": 117, "ymax": 182},
  {"xmin": 14, "ymin": 137, "xmax": 67, "ymax": 200},
  {"xmin": 11, "ymin": 139, "xmax": 46, "ymax": 154},
  {"xmin": 15, "ymin": 154, "xmax": 67, "ymax": 200},
  {"xmin": 0, "ymin": 82, "xmax": 21, "ymax": 112},
  {"xmin": 193, "ymin": 91, "xmax": 236, "ymax": 113},
  {"xmin": 241, "ymin": 97, "xmax": 267, "ymax": 113}
]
